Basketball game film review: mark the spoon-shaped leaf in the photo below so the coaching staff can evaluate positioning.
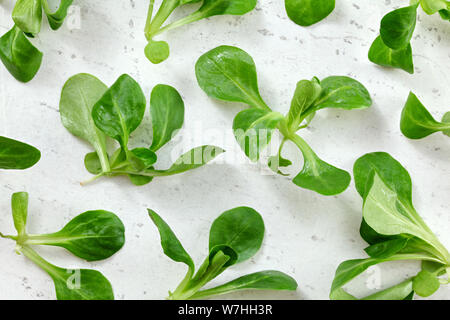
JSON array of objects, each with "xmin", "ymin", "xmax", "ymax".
[
  {"xmin": 0, "ymin": 136, "xmax": 41, "ymax": 169},
  {"xmin": 20, "ymin": 246, "xmax": 114, "ymax": 300},
  {"xmin": 209, "ymin": 207, "xmax": 264, "ymax": 265},
  {"xmin": 287, "ymin": 78, "xmax": 322, "ymax": 130},
  {"xmin": 368, "ymin": 36, "xmax": 414, "ymax": 74},
  {"xmin": 12, "ymin": 0, "xmax": 43, "ymax": 35},
  {"xmin": 233, "ymin": 108, "xmax": 284, "ymax": 161},
  {"xmin": 191, "ymin": 270, "xmax": 298, "ymax": 299},
  {"xmin": 195, "ymin": 46, "xmax": 269, "ymax": 110},
  {"xmin": 0, "ymin": 25, "xmax": 43, "ymax": 82},
  {"xmin": 60, "ymin": 73, "xmax": 110, "ymax": 172},
  {"xmin": 380, "ymin": 5, "xmax": 418, "ymax": 50},
  {"xmin": 290, "ymin": 135, "xmax": 350, "ymax": 195},
  {"xmin": 285, "ymin": 0, "xmax": 335, "ymax": 27},
  {"xmin": 400, "ymin": 92, "xmax": 450, "ymax": 139},
  {"xmin": 25, "ymin": 210, "xmax": 125, "ymax": 261},
  {"xmin": 150, "ymin": 84, "xmax": 185, "ymax": 151},
  {"xmin": 92, "ymin": 74, "xmax": 146, "ymax": 148}
]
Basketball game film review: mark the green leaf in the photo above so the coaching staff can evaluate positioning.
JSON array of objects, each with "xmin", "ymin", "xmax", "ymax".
[
  {"xmin": 92, "ymin": 74, "xmax": 146, "ymax": 148},
  {"xmin": 155, "ymin": 145, "xmax": 225, "ymax": 175},
  {"xmin": 380, "ymin": 5, "xmax": 418, "ymax": 49},
  {"xmin": 368, "ymin": 36, "xmax": 414, "ymax": 74},
  {"xmin": 42, "ymin": 0, "xmax": 74, "ymax": 30},
  {"xmin": 285, "ymin": 0, "xmax": 335, "ymax": 26},
  {"xmin": 364, "ymin": 238, "xmax": 409, "ymax": 259},
  {"xmin": 420, "ymin": 0, "xmax": 448, "ymax": 14},
  {"xmin": 313, "ymin": 76, "xmax": 372, "ymax": 112},
  {"xmin": 192, "ymin": 270, "xmax": 298, "ymax": 298},
  {"xmin": 268, "ymin": 154, "xmax": 292, "ymax": 176},
  {"xmin": 12, "ymin": 0, "xmax": 43, "ymax": 35},
  {"xmin": 442, "ymin": 112, "xmax": 450, "ymax": 137},
  {"xmin": 291, "ymin": 135, "xmax": 350, "ymax": 195},
  {"xmin": 286, "ymin": 79, "xmax": 322, "ymax": 130},
  {"xmin": 131, "ymin": 148, "xmax": 157, "ymax": 168},
  {"xmin": 196, "ymin": 0, "xmax": 257, "ymax": 17},
  {"xmin": 362, "ymin": 174, "xmax": 429, "ymax": 240},
  {"xmin": 362, "ymin": 279, "xmax": 414, "ymax": 300},
  {"xmin": 195, "ymin": 46, "xmax": 268, "ymax": 109},
  {"xmin": 128, "ymin": 174, "xmax": 154, "ymax": 186},
  {"xmin": 0, "ymin": 25, "xmax": 43, "ymax": 82},
  {"xmin": 84, "ymin": 152, "xmax": 103, "ymax": 175},
  {"xmin": 20, "ymin": 246, "xmax": 114, "ymax": 300},
  {"xmin": 400, "ymin": 92, "xmax": 450, "ymax": 139},
  {"xmin": 413, "ymin": 270, "xmax": 440, "ymax": 297},
  {"xmin": 150, "ymin": 84, "xmax": 185, "ymax": 151},
  {"xmin": 144, "ymin": 40, "xmax": 170, "ymax": 64},
  {"xmin": 439, "ymin": 9, "xmax": 450, "ymax": 20},
  {"xmin": 330, "ymin": 258, "xmax": 381, "ymax": 300},
  {"xmin": 11, "ymin": 192, "xmax": 28, "ymax": 236},
  {"xmin": 209, "ymin": 207, "xmax": 264, "ymax": 265},
  {"xmin": 59, "ymin": 73, "xmax": 110, "ymax": 173},
  {"xmin": 148, "ymin": 209, "xmax": 195, "ymax": 272},
  {"xmin": 360, "ymin": 218, "xmax": 398, "ymax": 245},
  {"xmin": 233, "ymin": 108, "xmax": 284, "ymax": 161},
  {"xmin": 353, "ymin": 152, "xmax": 412, "ymax": 202},
  {"xmin": 27, "ymin": 210, "xmax": 125, "ymax": 261},
  {"xmin": 0, "ymin": 136, "xmax": 41, "ymax": 170}
]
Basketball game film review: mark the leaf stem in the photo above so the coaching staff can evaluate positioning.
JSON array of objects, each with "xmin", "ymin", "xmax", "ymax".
[{"xmin": 80, "ymin": 172, "xmax": 106, "ymax": 186}]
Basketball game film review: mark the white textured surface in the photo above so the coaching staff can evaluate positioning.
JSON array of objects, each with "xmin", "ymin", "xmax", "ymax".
[{"xmin": 0, "ymin": 0, "xmax": 449, "ymax": 300}]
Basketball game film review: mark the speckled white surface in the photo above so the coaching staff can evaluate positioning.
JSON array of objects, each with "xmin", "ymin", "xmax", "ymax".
[{"xmin": 0, "ymin": 0, "xmax": 449, "ymax": 300}]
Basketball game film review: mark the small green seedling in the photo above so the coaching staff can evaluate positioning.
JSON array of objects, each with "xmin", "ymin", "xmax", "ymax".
[
  {"xmin": 143, "ymin": 0, "xmax": 257, "ymax": 64},
  {"xmin": 149, "ymin": 207, "xmax": 298, "ymax": 299},
  {"xmin": 285, "ymin": 0, "xmax": 335, "ymax": 26},
  {"xmin": 330, "ymin": 152, "xmax": 450, "ymax": 300},
  {"xmin": 369, "ymin": 0, "xmax": 450, "ymax": 74},
  {"xmin": 0, "ymin": 136, "xmax": 40, "ymax": 169},
  {"xmin": 400, "ymin": 92, "xmax": 450, "ymax": 139},
  {"xmin": 59, "ymin": 73, "xmax": 224, "ymax": 185},
  {"xmin": 195, "ymin": 45, "xmax": 372, "ymax": 196},
  {"xmin": 0, "ymin": 0, "xmax": 74, "ymax": 82},
  {"xmin": 0, "ymin": 192, "xmax": 125, "ymax": 300}
]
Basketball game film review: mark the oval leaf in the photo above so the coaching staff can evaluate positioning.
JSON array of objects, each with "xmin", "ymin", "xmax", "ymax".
[
  {"xmin": 32, "ymin": 210, "xmax": 125, "ymax": 261},
  {"xmin": 144, "ymin": 40, "xmax": 170, "ymax": 64},
  {"xmin": 233, "ymin": 108, "xmax": 284, "ymax": 161},
  {"xmin": 197, "ymin": 0, "xmax": 257, "ymax": 17},
  {"xmin": 0, "ymin": 25, "xmax": 43, "ymax": 82},
  {"xmin": 196, "ymin": 46, "xmax": 268, "ymax": 109},
  {"xmin": 313, "ymin": 76, "xmax": 372, "ymax": 111},
  {"xmin": 11, "ymin": 192, "xmax": 28, "ymax": 236},
  {"xmin": 368, "ymin": 36, "xmax": 414, "ymax": 74},
  {"xmin": 400, "ymin": 92, "xmax": 450, "ymax": 139},
  {"xmin": 209, "ymin": 207, "xmax": 265, "ymax": 265},
  {"xmin": 380, "ymin": 5, "xmax": 418, "ymax": 49},
  {"xmin": 59, "ymin": 73, "xmax": 109, "ymax": 171},
  {"xmin": 150, "ymin": 84, "xmax": 185, "ymax": 151},
  {"xmin": 285, "ymin": 0, "xmax": 335, "ymax": 26},
  {"xmin": 0, "ymin": 136, "xmax": 41, "ymax": 170},
  {"xmin": 12, "ymin": 0, "xmax": 43, "ymax": 35},
  {"xmin": 92, "ymin": 74, "xmax": 146, "ymax": 147},
  {"xmin": 413, "ymin": 270, "xmax": 440, "ymax": 297}
]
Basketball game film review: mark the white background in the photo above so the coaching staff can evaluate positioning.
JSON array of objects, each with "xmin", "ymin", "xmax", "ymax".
[{"xmin": 0, "ymin": 0, "xmax": 449, "ymax": 300}]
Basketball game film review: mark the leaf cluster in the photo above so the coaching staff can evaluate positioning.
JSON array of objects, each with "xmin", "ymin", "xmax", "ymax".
[
  {"xmin": 59, "ymin": 73, "xmax": 224, "ymax": 185},
  {"xmin": 195, "ymin": 45, "xmax": 372, "ymax": 195},
  {"xmin": 0, "ymin": 0, "xmax": 74, "ymax": 82},
  {"xmin": 143, "ymin": 0, "xmax": 257, "ymax": 63},
  {"xmin": 0, "ymin": 192, "xmax": 125, "ymax": 300},
  {"xmin": 150, "ymin": 207, "xmax": 297, "ymax": 299},
  {"xmin": 330, "ymin": 152, "xmax": 450, "ymax": 300}
]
